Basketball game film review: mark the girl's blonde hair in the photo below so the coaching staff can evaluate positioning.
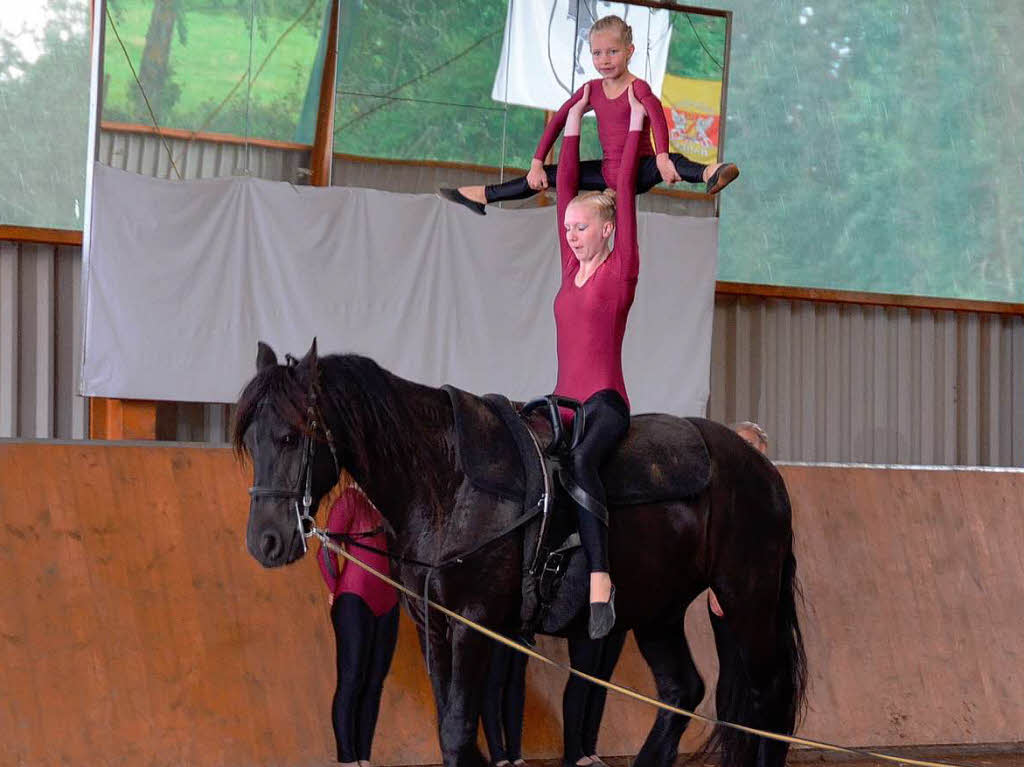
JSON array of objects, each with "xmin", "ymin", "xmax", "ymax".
[
  {"xmin": 569, "ymin": 188, "xmax": 617, "ymax": 224},
  {"xmin": 589, "ymin": 15, "xmax": 633, "ymax": 48}
]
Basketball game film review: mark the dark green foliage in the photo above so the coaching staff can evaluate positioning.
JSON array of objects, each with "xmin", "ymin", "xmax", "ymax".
[{"xmin": 4, "ymin": 0, "xmax": 1022, "ymax": 301}]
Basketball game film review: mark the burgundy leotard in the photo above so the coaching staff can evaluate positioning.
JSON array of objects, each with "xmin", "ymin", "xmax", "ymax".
[
  {"xmin": 552, "ymin": 125, "xmax": 642, "ymax": 410},
  {"xmin": 534, "ymin": 77, "xmax": 668, "ymax": 189},
  {"xmin": 317, "ymin": 486, "xmax": 398, "ymax": 617}
]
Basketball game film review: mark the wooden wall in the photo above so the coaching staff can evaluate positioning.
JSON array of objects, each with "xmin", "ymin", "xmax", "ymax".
[{"xmin": 1, "ymin": 442, "xmax": 1020, "ymax": 766}]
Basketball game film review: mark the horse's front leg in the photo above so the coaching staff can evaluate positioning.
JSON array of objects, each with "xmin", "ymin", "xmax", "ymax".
[{"xmin": 433, "ymin": 618, "xmax": 495, "ymax": 767}]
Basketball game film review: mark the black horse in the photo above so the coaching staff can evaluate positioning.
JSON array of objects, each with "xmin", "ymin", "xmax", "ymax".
[{"xmin": 234, "ymin": 341, "xmax": 807, "ymax": 767}]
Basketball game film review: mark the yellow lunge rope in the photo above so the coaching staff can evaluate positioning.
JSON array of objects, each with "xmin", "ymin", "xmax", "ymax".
[{"xmin": 314, "ymin": 533, "xmax": 971, "ymax": 767}]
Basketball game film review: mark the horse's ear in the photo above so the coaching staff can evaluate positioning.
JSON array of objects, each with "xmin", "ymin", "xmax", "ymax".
[
  {"xmin": 297, "ymin": 337, "xmax": 319, "ymax": 375},
  {"xmin": 256, "ymin": 341, "xmax": 278, "ymax": 371}
]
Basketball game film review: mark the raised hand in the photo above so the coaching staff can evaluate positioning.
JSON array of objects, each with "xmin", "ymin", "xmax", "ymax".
[
  {"xmin": 569, "ymin": 82, "xmax": 592, "ymax": 117},
  {"xmin": 626, "ymin": 82, "xmax": 647, "ymax": 129}
]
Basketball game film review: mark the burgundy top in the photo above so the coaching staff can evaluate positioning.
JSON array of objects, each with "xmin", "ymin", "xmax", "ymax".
[
  {"xmin": 317, "ymin": 486, "xmax": 398, "ymax": 617},
  {"xmin": 552, "ymin": 127, "xmax": 641, "ymax": 410},
  {"xmin": 534, "ymin": 78, "xmax": 669, "ymax": 189}
]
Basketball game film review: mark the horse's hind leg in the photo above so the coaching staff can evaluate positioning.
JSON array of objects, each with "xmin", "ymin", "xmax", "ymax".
[
  {"xmin": 632, "ymin": 618, "xmax": 706, "ymax": 767},
  {"xmin": 709, "ymin": 551, "xmax": 805, "ymax": 767}
]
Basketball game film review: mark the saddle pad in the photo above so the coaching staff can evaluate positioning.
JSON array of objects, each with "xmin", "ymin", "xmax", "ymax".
[
  {"xmin": 444, "ymin": 386, "xmax": 525, "ymax": 501},
  {"xmin": 445, "ymin": 386, "xmax": 711, "ymax": 506}
]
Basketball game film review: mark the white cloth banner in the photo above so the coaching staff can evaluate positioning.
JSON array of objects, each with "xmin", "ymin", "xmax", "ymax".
[
  {"xmin": 83, "ymin": 163, "xmax": 715, "ymax": 415},
  {"xmin": 492, "ymin": 0, "xmax": 673, "ymax": 111}
]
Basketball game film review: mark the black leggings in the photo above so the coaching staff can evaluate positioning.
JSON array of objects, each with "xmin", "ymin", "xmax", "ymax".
[
  {"xmin": 481, "ymin": 641, "xmax": 529, "ymax": 763},
  {"xmin": 562, "ymin": 630, "xmax": 629, "ymax": 763},
  {"xmin": 485, "ymin": 153, "xmax": 706, "ymax": 203},
  {"xmin": 569, "ymin": 389, "xmax": 630, "ymax": 574},
  {"xmin": 330, "ymin": 594, "xmax": 400, "ymax": 763}
]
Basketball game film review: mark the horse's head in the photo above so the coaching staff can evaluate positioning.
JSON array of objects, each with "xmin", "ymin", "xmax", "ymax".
[{"xmin": 233, "ymin": 339, "xmax": 341, "ymax": 568}]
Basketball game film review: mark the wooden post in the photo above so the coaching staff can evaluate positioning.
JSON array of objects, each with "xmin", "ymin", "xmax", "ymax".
[
  {"xmin": 89, "ymin": 398, "xmax": 159, "ymax": 440},
  {"xmin": 310, "ymin": 0, "xmax": 340, "ymax": 187}
]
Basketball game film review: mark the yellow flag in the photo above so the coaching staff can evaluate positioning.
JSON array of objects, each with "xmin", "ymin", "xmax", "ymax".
[{"xmin": 659, "ymin": 74, "xmax": 722, "ymax": 165}]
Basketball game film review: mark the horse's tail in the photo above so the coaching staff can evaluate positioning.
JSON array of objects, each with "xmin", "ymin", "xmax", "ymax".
[{"xmin": 704, "ymin": 549, "xmax": 808, "ymax": 767}]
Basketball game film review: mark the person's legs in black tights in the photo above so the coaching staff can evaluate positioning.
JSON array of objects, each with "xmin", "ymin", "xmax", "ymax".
[
  {"xmin": 354, "ymin": 602, "xmax": 399, "ymax": 763},
  {"xmin": 482, "ymin": 642, "xmax": 530, "ymax": 765},
  {"xmin": 580, "ymin": 630, "xmax": 627, "ymax": 759},
  {"xmin": 634, "ymin": 154, "xmax": 708, "ymax": 192},
  {"xmin": 503, "ymin": 650, "xmax": 528, "ymax": 761},
  {"xmin": 484, "ymin": 160, "xmax": 608, "ymax": 204},
  {"xmin": 569, "ymin": 390, "xmax": 630, "ymax": 578},
  {"xmin": 482, "ymin": 642, "xmax": 513, "ymax": 764},
  {"xmin": 331, "ymin": 594, "xmax": 375, "ymax": 763},
  {"xmin": 562, "ymin": 630, "xmax": 626, "ymax": 766}
]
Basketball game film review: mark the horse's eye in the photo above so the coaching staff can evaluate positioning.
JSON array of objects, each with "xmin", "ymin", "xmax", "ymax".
[{"xmin": 281, "ymin": 433, "xmax": 295, "ymax": 447}]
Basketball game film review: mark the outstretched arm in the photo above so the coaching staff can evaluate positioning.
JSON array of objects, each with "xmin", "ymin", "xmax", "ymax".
[
  {"xmin": 632, "ymin": 79, "xmax": 680, "ymax": 185},
  {"xmin": 530, "ymin": 84, "xmax": 588, "ymax": 190},
  {"xmin": 615, "ymin": 84, "xmax": 644, "ymax": 280},
  {"xmin": 556, "ymin": 83, "xmax": 591, "ymax": 271}
]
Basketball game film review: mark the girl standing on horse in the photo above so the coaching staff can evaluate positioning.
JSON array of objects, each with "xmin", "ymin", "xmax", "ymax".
[
  {"xmin": 440, "ymin": 15, "xmax": 738, "ymax": 215},
  {"xmin": 317, "ymin": 483, "xmax": 400, "ymax": 767}
]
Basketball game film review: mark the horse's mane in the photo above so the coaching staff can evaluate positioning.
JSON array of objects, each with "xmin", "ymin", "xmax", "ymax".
[
  {"xmin": 232, "ymin": 353, "xmax": 437, "ymax": 497},
  {"xmin": 232, "ymin": 363, "xmax": 308, "ymax": 458}
]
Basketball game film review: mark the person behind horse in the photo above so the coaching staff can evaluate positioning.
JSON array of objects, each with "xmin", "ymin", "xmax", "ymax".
[
  {"xmin": 439, "ymin": 15, "xmax": 738, "ymax": 216},
  {"xmin": 562, "ymin": 629, "xmax": 628, "ymax": 767},
  {"xmin": 545, "ymin": 79, "xmax": 645, "ymax": 640},
  {"xmin": 733, "ymin": 420, "xmax": 769, "ymax": 455},
  {"xmin": 481, "ymin": 640, "xmax": 530, "ymax": 767},
  {"xmin": 317, "ymin": 483, "xmax": 400, "ymax": 767}
]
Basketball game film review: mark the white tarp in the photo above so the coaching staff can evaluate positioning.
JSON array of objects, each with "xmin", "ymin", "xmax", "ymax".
[
  {"xmin": 492, "ymin": 0, "xmax": 673, "ymax": 111},
  {"xmin": 82, "ymin": 163, "xmax": 715, "ymax": 415}
]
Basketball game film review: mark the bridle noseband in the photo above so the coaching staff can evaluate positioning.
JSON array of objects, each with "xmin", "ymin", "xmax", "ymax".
[{"xmin": 247, "ymin": 358, "xmax": 341, "ymax": 554}]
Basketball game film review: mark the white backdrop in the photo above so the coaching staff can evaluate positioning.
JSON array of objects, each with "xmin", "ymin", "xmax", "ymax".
[
  {"xmin": 491, "ymin": 0, "xmax": 673, "ymax": 110},
  {"xmin": 82, "ymin": 163, "xmax": 716, "ymax": 414}
]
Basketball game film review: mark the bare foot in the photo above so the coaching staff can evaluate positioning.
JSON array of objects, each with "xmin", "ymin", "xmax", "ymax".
[
  {"xmin": 458, "ymin": 185, "xmax": 487, "ymax": 205},
  {"xmin": 708, "ymin": 588, "xmax": 724, "ymax": 617}
]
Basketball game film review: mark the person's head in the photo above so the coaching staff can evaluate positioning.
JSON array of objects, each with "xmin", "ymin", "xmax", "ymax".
[
  {"xmin": 732, "ymin": 421, "xmax": 769, "ymax": 455},
  {"xmin": 589, "ymin": 15, "xmax": 634, "ymax": 79},
  {"xmin": 564, "ymin": 189, "xmax": 616, "ymax": 261}
]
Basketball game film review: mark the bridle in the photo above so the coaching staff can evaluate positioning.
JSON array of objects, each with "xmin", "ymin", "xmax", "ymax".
[{"xmin": 247, "ymin": 356, "xmax": 341, "ymax": 554}]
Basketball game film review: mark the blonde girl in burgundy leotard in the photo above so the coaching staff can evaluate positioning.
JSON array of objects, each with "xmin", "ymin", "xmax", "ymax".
[{"xmin": 440, "ymin": 16, "xmax": 737, "ymax": 215}]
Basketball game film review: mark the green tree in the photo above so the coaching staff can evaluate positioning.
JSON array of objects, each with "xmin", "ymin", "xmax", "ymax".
[{"xmin": 0, "ymin": 0, "xmax": 89, "ymax": 228}]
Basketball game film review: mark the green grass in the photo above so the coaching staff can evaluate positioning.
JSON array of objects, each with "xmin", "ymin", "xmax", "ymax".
[{"xmin": 104, "ymin": 0, "xmax": 321, "ymax": 139}]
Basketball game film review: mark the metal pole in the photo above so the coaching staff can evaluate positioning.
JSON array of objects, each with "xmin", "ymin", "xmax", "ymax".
[{"xmin": 79, "ymin": 0, "xmax": 107, "ymax": 398}]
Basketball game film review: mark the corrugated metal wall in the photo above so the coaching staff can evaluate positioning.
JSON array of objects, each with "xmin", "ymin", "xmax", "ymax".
[
  {"xmin": 0, "ymin": 241, "xmax": 87, "ymax": 439},
  {"xmin": 3, "ymin": 131, "xmax": 1021, "ymax": 464},
  {"xmin": 99, "ymin": 130, "xmax": 310, "ymax": 184},
  {"xmin": 708, "ymin": 296, "xmax": 1024, "ymax": 465}
]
